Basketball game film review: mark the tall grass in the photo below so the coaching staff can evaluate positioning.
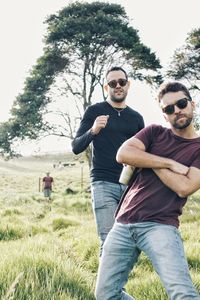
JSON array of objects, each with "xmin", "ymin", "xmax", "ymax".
[{"xmin": 0, "ymin": 155, "xmax": 199, "ymax": 299}]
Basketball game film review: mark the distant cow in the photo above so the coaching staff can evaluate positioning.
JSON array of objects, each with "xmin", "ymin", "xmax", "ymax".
[
  {"xmin": 53, "ymin": 162, "xmax": 76, "ymax": 168},
  {"xmin": 63, "ymin": 163, "xmax": 75, "ymax": 167}
]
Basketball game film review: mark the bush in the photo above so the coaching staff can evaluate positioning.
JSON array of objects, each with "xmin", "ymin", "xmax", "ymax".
[
  {"xmin": 52, "ymin": 218, "xmax": 79, "ymax": 231},
  {"xmin": 0, "ymin": 225, "xmax": 24, "ymax": 241}
]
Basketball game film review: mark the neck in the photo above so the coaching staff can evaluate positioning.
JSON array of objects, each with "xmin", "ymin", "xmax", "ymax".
[
  {"xmin": 171, "ymin": 124, "xmax": 198, "ymax": 139},
  {"xmin": 107, "ymin": 99, "xmax": 126, "ymax": 108}
]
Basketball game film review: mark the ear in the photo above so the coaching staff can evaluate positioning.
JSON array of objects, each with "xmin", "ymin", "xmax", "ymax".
[
  {"xmin": 104, "ymin": 84, "xmax": 108, "ymax": 93},
  {"xmin": 191, "ymin": 100, "xmax": 196, "ymax": 110},
  {"xmin": 127, "ymin": 80, "xmax": 130, "ymax": 89},
  {"xmin": 163, "ymin": 113, "xmax": 169, "ymax": 123}
]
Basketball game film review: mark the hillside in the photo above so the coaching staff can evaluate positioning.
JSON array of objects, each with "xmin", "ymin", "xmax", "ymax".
[{"xmin": 0, "ymin": 154, "xmax": 199, "ymax": 299}]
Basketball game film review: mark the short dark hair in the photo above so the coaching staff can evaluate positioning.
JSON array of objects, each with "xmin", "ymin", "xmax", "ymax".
[
  {"xmin": 158, "ymin": 81, "xmax": 192, "ymax": 102},
  {"xmin": 106, "ymin": 66, "xmax": 128, "ymax": 80}
]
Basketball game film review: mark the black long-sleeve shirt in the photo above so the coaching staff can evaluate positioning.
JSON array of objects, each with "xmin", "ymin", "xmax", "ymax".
[{"xmin": 72, "ymin": 101, "xmax": 144, "ymax": 183}]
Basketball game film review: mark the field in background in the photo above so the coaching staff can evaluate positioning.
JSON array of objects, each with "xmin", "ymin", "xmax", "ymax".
[{"xmin": 0, "ymin": 153, "xmax": 199, "ymax": 299}]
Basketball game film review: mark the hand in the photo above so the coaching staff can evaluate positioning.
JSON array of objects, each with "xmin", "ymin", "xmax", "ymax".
[
  {"xmin": 91, "ymin": 115, "xmax": 109, "ymax": 135},
  {"xmin": 169, "ymin": 160, "xmax": 189, "ymax": 175}
]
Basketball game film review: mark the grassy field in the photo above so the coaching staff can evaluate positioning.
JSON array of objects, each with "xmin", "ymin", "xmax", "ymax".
[{"xmin": 0, "ymin": 154, "xmax": 199, "ymax": 300}]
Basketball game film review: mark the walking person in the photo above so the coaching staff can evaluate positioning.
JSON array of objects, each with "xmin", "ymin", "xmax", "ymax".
[
  {"xmin": 72, "ymin": 66, "xmax": 144, "ymax": 254},
  {"xmin": 42, "ymin": 172, "xmax": 54, "ymax": 201},
  {"xmin": 95, "ymin": 81, "xmax": 200, "ymax": 299}
]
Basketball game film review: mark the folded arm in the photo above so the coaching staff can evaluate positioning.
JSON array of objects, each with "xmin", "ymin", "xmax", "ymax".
[
  {"xmin": 116, "ymin": 136, "xmax": 200, "ymax": 197},
  {"xmin": 153, "ymin": 167, "xmax": 200, "ymax": 198},
  {"xmin": 116, "ymin": 137, "xmax": 188, "ymax": 174}
]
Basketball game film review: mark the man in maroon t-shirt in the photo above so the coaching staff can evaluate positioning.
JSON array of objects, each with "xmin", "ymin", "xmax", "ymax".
[
  {"xmin": 95, "ymin": 82, "xmax": 200, "ymax": 300},
  {"xmin": 42, "ymin": 172, "xmax": 54, "ymax": 201}
]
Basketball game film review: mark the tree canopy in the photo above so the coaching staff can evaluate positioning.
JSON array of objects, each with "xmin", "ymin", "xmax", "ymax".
[
  {"xmin": 0, "ymin": 1, "xmax": 162, "ymax": 157},
  {"xmin": 167, "ymin": 28, "xmax": 200, "ymax": 92},
  {"xmin": 166, "ymin": 28, "xmax": 200, "ymax": 129}
]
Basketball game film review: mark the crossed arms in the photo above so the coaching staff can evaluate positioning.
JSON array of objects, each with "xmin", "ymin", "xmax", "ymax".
[{"xmin": 116, "ymin": 137, "xmax": 200, "ymax": 198}]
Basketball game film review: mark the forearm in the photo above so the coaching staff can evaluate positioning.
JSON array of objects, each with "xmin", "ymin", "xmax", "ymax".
[
  {"xmin": 117, "ymin": 138, "xmax": 189, "ymax": 175},
  {"xmin": 153, "ymin": 168, "xmax": 189, "ymax": 197},
  {"xmin": 71, "ymin": 130, "xmax": 94, "ymax": 154},
  {"xmin": 117, "ymin": 145, "xmax": 173, "ymax": 169}
]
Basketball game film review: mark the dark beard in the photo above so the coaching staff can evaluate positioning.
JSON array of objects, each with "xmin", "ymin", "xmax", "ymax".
[
  {"xmin": 110, "ymin": 95, "xmax": 126, "ymax": 103},
  {"xmin": 173, "ymin": 117, "xmax": 192, "ymax": 129}
]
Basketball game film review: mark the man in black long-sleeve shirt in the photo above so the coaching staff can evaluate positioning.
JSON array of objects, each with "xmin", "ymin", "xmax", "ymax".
[{"xmin": 72, "ymin": 66, "xmax": 144, "ymax": 254}]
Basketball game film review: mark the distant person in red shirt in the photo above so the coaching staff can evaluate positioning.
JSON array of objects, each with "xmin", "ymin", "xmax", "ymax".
[{"xmin": 42, "ymin": 172, "xmax": 54, "ymax": 201}]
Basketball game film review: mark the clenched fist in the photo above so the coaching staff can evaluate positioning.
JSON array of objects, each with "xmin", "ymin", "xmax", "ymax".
[{"xmin": 91, "ymin": 115, "xmax": 109, "ymax": 135}]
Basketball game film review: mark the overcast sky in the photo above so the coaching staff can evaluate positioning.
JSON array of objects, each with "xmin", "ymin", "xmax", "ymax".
[{"xmin": 0, "ymin": 0, "xmax": 199, "ymax": 154}]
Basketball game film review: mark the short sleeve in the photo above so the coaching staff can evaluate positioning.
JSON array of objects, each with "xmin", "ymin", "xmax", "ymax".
[
  {"xmin": 134, "ymin": 124, "xmax": 162, "ymax": 150},
  {"xmin": 191, "ymin": 157, "xmax": 200, "ymax": 169}
]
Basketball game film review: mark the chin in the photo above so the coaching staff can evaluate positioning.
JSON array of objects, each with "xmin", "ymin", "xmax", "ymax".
[
  {"xmin": 112, "ymin": 97, "xmax": 125, "ymax": 103},
  {"xmin": 173, "ymin": 121, "xmax": 192, "ymax": 130}
]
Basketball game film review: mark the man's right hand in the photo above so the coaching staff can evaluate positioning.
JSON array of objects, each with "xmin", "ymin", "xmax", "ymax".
[{"xmin": 91, "ymin": 115, "xmax": 109, "ymax": 135}]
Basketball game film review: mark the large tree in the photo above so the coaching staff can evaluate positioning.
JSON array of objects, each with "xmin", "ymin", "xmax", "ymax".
[
  {"xmin": 0, "ymin": 1, "xmax": 162, "ymax": 157},
  {"xmin": 166, "ymin": 28, "xmax": 200, "ymax": 129}
]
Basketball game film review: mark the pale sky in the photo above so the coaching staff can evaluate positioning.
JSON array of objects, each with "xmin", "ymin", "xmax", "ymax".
[{"xmin": 0, "ymin": 0, "xmax": 199, "ymax": 154}]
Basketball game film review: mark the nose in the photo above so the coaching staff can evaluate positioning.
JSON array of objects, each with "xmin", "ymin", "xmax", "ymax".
[
  {"xmin": 115, "ymin": 82, "xmax": 121, "ymax": 88},
  {"xmin": 174, "ymin": 104, "xmax": 181, "ymax": 114}
]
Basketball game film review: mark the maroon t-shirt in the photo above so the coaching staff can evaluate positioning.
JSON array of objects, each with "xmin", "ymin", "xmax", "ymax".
[
  {"xmin": 116, "ymin": 124, "xmax": 200, "ymax": 227},
  {"xmin": 43, "ymin": 176, "xmax": 53, "ymax": 189}
]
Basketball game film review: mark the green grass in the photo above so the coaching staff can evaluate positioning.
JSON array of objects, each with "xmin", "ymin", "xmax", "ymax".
[{"xmin": 0, "ymin": 154, "xmax": 199, "ymax": 299}]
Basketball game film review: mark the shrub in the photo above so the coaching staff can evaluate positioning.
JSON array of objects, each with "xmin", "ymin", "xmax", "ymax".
[
  {"xmin": 0, "ymin": 225, "xmax": 24, "ymax": 241},
  {"xmin": 52, "ymin": 218, "xmax": 79, "ymax": 231}
]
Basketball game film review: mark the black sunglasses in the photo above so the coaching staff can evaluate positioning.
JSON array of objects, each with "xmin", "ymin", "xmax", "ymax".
[
  {"xmin": 107, "ymin": 78, "xmax": 128, "ymax": 88},
  {"xmin": 162, "ymin": 98, "xmax": 191, "ymax": 115}
]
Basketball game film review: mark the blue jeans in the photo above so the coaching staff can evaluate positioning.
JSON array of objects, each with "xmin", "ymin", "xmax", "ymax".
[
  {"xmin": 43, "ymin": 188, "xmax": 51, "ymax": 198},
  {"xmin": 91, "ymin": 181, "xmax": 126, "ymax": 255},
  {"xmin": 95, "ymin": 222, "xmax": 200, "ymax": 300}
]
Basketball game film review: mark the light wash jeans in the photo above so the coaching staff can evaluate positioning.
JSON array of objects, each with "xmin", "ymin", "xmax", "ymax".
[
  {"xmin": 91, "ymin": 181, "xmax": 126, "ymax": 255},
  {"xmin": 95, "ymin": 221, "xmax": 200, "ymax": 300},
  {"xmin": 43, "ymin": 188, "xmax": 51, "ymax": 198}
]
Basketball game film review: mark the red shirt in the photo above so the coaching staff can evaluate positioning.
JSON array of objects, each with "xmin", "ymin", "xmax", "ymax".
[
  {"xmin": 43, "ymin": 176, "xmax": 53, "ymax": 189},
  {"xmin": 116, "ymin": 124, "xmax": 200, "ymax": 228}
]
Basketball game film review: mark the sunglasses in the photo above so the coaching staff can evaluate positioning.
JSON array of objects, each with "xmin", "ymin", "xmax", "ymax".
[
  {"xmin": 107, "ymin": 78, "xmax": 128, "ymax": 88},
  {"xmin": 162, "ymin": 98, "xmax": 191, "ymax": 115}
]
